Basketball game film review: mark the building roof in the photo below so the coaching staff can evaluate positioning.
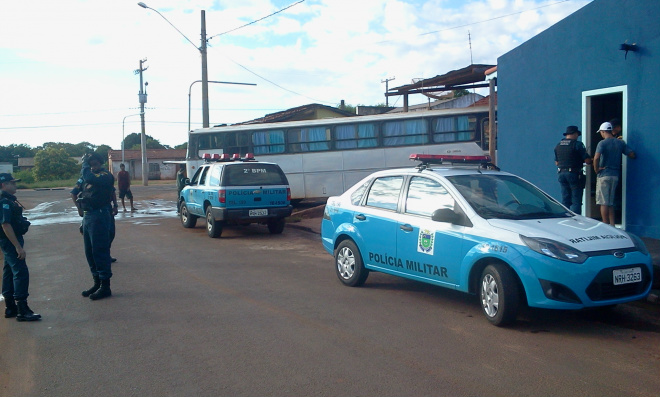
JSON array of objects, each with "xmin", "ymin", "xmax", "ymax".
[
  {"xmin": 388, "ymin": 64, "xmax": 496, "ymax": 96},
  {"xmin": 108, "ymin": 149, "xmax": 187, "ymax": 161},
  {"xmin": 469, "ymin": 93, "xmax": 497, "ymax": 107},
  {"xmin": 234, "ymin": 103, "xmax": 355, "ymax": 125}
]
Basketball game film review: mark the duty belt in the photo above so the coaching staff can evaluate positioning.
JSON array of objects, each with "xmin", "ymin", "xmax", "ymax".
[{"xmin": 557, "ymin": 167, "xmax": 580, "ymax": 173}]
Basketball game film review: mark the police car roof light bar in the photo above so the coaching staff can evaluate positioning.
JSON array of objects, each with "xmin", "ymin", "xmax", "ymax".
[
  {"xmin": 231, "ymin": 153, "xmax": 241, "ymax": 161},
  {"xmin": 409, "ymin": 153, "xmax": 499, "ymax": 171}
]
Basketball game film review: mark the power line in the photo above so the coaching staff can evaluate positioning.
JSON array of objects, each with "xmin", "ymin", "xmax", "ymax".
[{"xmin": 208, "ymin": 0, "xmax": 306, "ymax": 40}]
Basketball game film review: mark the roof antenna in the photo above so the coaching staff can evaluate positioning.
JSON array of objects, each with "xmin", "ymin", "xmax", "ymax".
[{"xmin": 468, "ymin": 30, "xmax": 473, "ymax": 65}]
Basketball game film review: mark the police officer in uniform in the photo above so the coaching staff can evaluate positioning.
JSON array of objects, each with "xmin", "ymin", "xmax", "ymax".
[
  {"xmin": 554, "ymin": 125, "xmax": 592, "ymax": 213},
  {"xmin": 1, "ymin": 173, "xmax": 41, "ymax": 321},
  {"xmin": 71, "ymin": 153, "xmax": 115, "ymax": 300}
]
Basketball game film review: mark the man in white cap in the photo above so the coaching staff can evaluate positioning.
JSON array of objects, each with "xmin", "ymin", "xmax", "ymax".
[{"xmin": 593, "ymin": 122, "xmax": 636, "ymax": 226}]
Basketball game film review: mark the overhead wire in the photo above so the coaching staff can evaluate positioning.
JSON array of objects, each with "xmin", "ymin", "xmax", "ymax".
[{"xmin": 208, "ymin": 0, "xmax": 306, "ymax": 40}]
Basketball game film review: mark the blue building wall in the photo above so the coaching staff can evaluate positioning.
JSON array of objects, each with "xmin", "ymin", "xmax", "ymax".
[{"xmin": 497, "ymin": 0, "xmax": 660, "ymax": 238}]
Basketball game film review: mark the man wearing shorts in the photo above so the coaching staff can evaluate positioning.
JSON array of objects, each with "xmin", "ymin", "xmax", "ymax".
[
  {"xmin": 117, "ymin": 163, "xmax": 136, "ymax": 212},
  {"xmin": 593, "ymin": 122, "xmax": 636, "ymax": 226}
]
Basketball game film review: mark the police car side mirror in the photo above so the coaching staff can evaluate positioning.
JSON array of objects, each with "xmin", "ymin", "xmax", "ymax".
[
  {"xmin": 432, "ymin": 208, "xmax": 459, "ymax": 224},
  {"xmin": 432, "ymin": 208, "xmax": 472, "ymax": 227},
  {"xmin": 184, "ymin": 178, "xmax": 191, "ymax": 185}
]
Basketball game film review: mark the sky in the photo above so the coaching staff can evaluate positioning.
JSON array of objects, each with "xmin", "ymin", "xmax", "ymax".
[{"xmin": 0, "ymin": 0, "xmax": 592, "ymax": 150}]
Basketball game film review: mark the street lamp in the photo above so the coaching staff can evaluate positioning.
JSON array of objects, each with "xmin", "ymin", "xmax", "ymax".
[
  {"xmin": 122, "ymin": 114, "xmax": 140, "ymax": 164},
  {"xmin": 138, "ymin": 2, "xmax": 210, "ymax": 128},
  {"xmin": 188, "ymin": 80, "xmax": 256, "ymax": 132}
]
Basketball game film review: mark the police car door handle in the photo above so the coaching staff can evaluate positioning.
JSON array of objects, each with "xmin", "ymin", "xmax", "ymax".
[
  {"xmin": 355, "ymin": 214, "xmax": 366, "ymax": 221},
  {"xmin": 400, "ymin": 224, "xmax": 413, "ymax": 232}
]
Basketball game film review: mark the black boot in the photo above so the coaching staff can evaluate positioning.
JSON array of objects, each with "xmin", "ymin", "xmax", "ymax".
[
  {"xmin": 16, "ymin": 300, "xmax": 41, "ymax": 322},
  {"xmin": 4, "ymin": 295, "xmax": 17, "ymax": 318},
  {"xmin": 89, "ymin": 278, "xmax": 111, "ymax": 300},
  {"xmin": 82, "ymin": 276, "xmax": 101, "ymax": 297}
]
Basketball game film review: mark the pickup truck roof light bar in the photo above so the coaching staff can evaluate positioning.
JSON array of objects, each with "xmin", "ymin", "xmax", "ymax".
[{"xmin": 202, "ymin": 153, "xmax": 257, "ymax": 163}]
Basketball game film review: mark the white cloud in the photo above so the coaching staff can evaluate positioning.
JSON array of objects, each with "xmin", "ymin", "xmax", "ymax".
[{"xmin": 0, "ymin": 0, "xmax": 591, "ymax": 148}]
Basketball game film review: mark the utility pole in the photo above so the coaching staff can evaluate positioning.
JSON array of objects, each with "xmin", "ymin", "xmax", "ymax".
[
  {"xmin": 381, "ymin": 77, "xmax": 395, "ymax": 106},
  {"xmin": 135, "ymin": 58, "xmax": 149, "ymax": 186},
  {"xmin": 200, "ymin": 10, "xmax": 210, "ymax": 128}
]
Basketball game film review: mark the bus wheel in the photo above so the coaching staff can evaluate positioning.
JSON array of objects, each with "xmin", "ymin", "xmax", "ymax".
[
  {"xmin": 335, "ymin": 240, "xmax": 369, "ymax": 287},
  {"xmin": 206, "ymin": 207, "xmax": 222, "ymax": 238},
  {"xmin": 480, "ymin": 263, "xmax": 520, "ymax": 326},
  {"xmin": 180, "ymin": 202, "xmax": 197, "ymax": 228},
  {"xmin": 267, "ymin": 218, "xmax": 285, "ymax": 234}
]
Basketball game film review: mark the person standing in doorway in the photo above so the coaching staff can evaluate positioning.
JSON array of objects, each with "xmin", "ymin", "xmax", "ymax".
[
  {"xmin": 554, "ymin": 126, "xmax": 592, "ymax": 213},
  {"xmin": 1, "ymin": 173, "xmax": 41, "ymax": 321},
  {"xmin": 609, "ymin": 118, "xmax": 623, "ymax": 140},
  {"xmin": 593, "ymin": 122, "xmax": 636, "ymax": 226},
  {"xmin": 117, "ymin": 163, "xmax": 136, "ymax": 212}
]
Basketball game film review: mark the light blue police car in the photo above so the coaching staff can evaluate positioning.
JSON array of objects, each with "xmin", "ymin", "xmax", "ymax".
[{"xmin": 321, "ymin": 154, "xmax": 653, "ymax": 326}]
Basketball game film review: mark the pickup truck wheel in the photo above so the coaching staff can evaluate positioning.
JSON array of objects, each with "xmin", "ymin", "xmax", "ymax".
[
  {"xmin": 335, "ymin": 240, "xmax": 369, "ymax": 287},
  {"xmin": 180, "ymin": 202, "xmax": 197, "ymax": 228},
  {"xmin": 480, "ymin": 263, "xmax": 520, "ymax": 326},
  {"xmin": 267, "ymin": 218, "xmax": 285, "ymax": 234},
  {"xmin": 206, "ymin": 206, "xmax": 222, "ymax": 238}
]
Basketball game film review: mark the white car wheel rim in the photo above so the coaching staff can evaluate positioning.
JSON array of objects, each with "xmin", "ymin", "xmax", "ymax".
[
  {"xmin": 481, "ymin": 274, "xmax": 499, "ymax": 317},
  {"xmin": 337, "ymin": 247, "xmax": 355, "ymax": 280}
]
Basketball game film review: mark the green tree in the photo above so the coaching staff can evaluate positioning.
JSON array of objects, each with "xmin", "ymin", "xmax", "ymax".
[
  {"xmin": 37, "ymin": 142, "xmax": 96, "ymax": 157},
  {"xmin": 94, "ymin": 145, "xmax": 113, "ymax": 165},
  {"xmin": 123, "ymin": 133, "xmax": 166, "ymax": 150},
  {"xmin": 174, "ymin": 142, "xmax": 187, "ymax": 150},
  {"xmin": 0, "ymin": 144, "xmax": 36, "ymax": 166},
  {"xmin": 32, "ymin": 147, "xmax": 79, "ymax": 181},
  {"xmin": 453, "ymin": 89, "xmax": 471, "ymax": 98}
]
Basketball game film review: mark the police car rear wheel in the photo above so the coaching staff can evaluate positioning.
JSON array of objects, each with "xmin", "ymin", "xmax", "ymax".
[
  {"xmin": 180, "ymin": 203, "xmax": 197, "ymax": 228},
  {"xmin": 206, "ymin": 207, "xmax": 222, "ymax": 238},
  {"xmin": 480, "ymin": 264, "xmax": 520, "ymax": 326},
  {"xmin": 335, "ymin": 240, "xmax": 369, "ymax": 287},
  {"xmin": 267, "ymin": 218, "xmax": 285, "ymax": 234}
]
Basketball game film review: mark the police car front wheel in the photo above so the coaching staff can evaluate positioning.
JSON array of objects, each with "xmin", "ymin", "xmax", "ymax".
[
  {"xmin": 180, "ymin": 203, "xmax": 198, "ymax": 228},
  {"xmin": 335, "ymin": 240, "xmax": 369, "ymax": 287},
  {"xmin": 480, "ymin": 264, "xmax": 520, "ymax": 326}
]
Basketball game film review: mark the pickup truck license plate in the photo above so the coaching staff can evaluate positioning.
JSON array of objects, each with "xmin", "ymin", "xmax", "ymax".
[
  {"xmin": 249, "ymin": 209, "xmax": 268, "ymax": 217},
  {"xmin": 612, "ymin": 267, "xmax": 642, "ymax": 285}
]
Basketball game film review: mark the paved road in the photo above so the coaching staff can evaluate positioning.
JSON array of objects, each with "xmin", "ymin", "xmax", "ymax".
[{"xmin": 1, "ymin": 186, "xmax": 659, "ymax": 397}]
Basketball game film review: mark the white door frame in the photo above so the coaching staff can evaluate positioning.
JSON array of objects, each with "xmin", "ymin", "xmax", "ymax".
[{"xmin": 581, "ymin": 85, "xmax": 628, "ymax": 227}]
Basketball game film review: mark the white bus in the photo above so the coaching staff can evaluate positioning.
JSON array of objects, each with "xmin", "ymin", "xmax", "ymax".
[{"xmin": 186, "ymin": 106, "xmax": 494, "ymax": 201}]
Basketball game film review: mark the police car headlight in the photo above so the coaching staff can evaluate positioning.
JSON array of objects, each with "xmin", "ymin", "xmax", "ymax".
[
  {"xmin": 520, "ymin": 235, "xmax": 588, "ymax": 264},
  {"xmin": 625, "ymin": 231, "xmax": 649, "ymax": 256}
]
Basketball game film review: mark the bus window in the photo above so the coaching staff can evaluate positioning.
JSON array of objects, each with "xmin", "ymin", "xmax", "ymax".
[
  {"xmin": 198, "ymin": 133, "xmax": 223, "ymax": 150},
  {"xmin": 432, "ymin": 115, "xmax": 477, "ymax": 143},
  {"xmin": 383, "ymin": 119, "xmax": 428, "ymax": 146},
  {"xmin": 288, "ymin": 126, "xmax": 330, "ymax": 152},
  {"xmin": 252, "ymin": 130, "xmax": 285, "ymax": 154},
  {"xmin": 225, "ymin": 132, "xmax": 250, "ymax": 155},
  {"xmin": 335, "ymin": 123, "xmax": 378, "ymax": 149}
]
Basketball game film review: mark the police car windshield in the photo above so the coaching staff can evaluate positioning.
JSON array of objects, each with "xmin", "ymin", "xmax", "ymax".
[{"xmin": 446, "ymin": 174, "xmax": 570, "ymax": 220}]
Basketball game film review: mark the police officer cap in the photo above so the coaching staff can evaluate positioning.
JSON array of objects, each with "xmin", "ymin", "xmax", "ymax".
[
  {"xmin": 564, "ymin": 125, "xmax": 581, "ymax": 136},
  {"xmin": 87, "ymin": 152, "xmax": 105, "ymax": 164},
  {"xmin": 0, "ymin": 173, "xmax": 20, "ymax": 183}
]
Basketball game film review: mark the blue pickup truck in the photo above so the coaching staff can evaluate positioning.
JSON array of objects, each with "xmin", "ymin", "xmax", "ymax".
[{"xmin": 179, "ymin": 154, "xmax": 292, "ymax": 238}]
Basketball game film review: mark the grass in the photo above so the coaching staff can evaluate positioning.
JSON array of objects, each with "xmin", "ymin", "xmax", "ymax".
[{"xmin": 17, "ymin": 177, "xmax": 79, "ymax": 190}]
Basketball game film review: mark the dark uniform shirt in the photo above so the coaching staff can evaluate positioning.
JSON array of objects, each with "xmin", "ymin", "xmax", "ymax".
[
  {"xmin": 0, "ymin": 191, "xmax": 27, "ymax": 238},
  {"xmin": 554, "ymin": 138, "xmax": 589, "ymax": 170},
  {"xmin": 74, "ymin": 166, "xmax": 115, "ymax": 211}
]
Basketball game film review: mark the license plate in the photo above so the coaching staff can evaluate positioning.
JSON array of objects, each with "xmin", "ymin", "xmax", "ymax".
[
  {"xmin": 612, "ymin": 267, "xmax": 642, "ymax": 285},
  {"xmin": 249, "ymin": 209, "xmax": 268, "ymax": 217}
]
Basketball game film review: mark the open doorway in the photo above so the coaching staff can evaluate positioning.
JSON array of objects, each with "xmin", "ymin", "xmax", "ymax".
[{"xmin": 582, "ymin": 86, "xmax": 627, "ymax": 227}]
